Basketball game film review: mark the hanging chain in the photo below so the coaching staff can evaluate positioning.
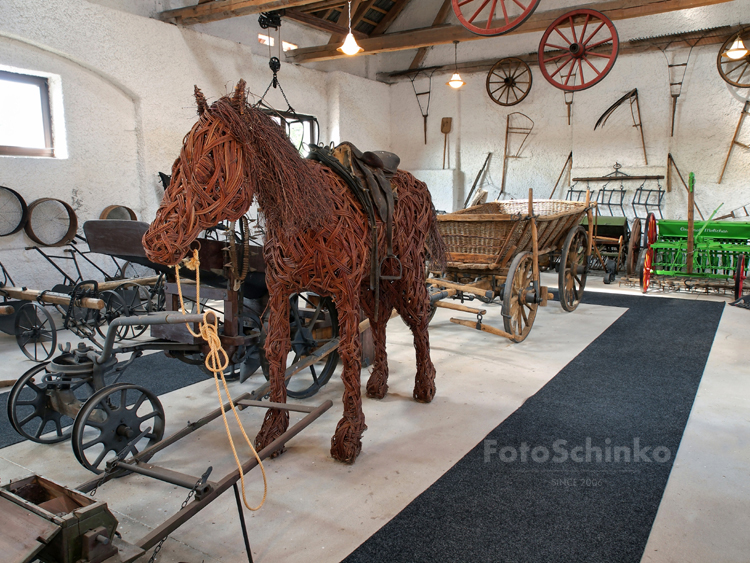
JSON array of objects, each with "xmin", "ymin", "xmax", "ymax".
[{"xmin": 147, "ymin": 467, "xmax": 213, "ymax": 563}]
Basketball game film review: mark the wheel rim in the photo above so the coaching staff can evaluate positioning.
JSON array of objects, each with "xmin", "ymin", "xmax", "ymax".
[
  {"xmin": 116, "ymin": 283, "xmax": 150, "ymax": 337},
  {"xmin": 502, "ymin": 252, "xmax": 538, "ymax": 342},
  {"xmin": 452, "ymin": 0, "xmax": 541, "ymax": 37},
  {"xmin": 626, "ymin": 218, "xmax": 642, "ymax": 277},
  {"xmin": 538, "ymin": 9, "xmax": 619, "ymax": 92},
  {"xmin": 261, "ymin": 293, "xmax": 339, "ymax": 399},
  {"xmin": 0, "ymin": 185, "xmax": 29, "ymax": 236},
  {"xmin": 641, "ymin": 248, "xmax": 653, "ymax": 293},
  {"xmin": 72, "ymin": 383, "xmax": 165, "ymax": 474},
  {"xmin": 7, "ymin": 363, "xmax": 93, "ymax": 444},
  {"xmin": 735, "ymin": 254, "xmax": 747, "ymax": 300},
  {"xmin": 646, "ymin": 213, "xmax": 658, "ymax": 246},
  {"xmin": 717, "ymin": 28, "xmax": 750, "ymax": 88},
  {"xmin": 559, "ymin": 226, "xmax": 588, "ymax": 311},
  {"xmin": 487, "ymin": 58, "xmax": 533, "ymax": 106},
  {"xmin": 15, "ymin": 303, "xmax": 57, "ymax": 362}
]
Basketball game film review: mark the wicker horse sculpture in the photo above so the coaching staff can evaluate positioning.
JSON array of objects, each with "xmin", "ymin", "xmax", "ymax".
[{"xmin": 143, "ymin": 81, "xmax": 444, "ymax": 463}]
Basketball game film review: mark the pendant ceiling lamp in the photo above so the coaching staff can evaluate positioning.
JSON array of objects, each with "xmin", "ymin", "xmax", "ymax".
[
  {"xmin": 338, "ymin": 1, "xmax": 363, "ymax": 56},
  {"xmin": 722, "ymin": 33, "xmax": 748, "ymax": 60},
  {"xmin": 447, "ymin": 41, "xmax": 466, "ymax": 89}
]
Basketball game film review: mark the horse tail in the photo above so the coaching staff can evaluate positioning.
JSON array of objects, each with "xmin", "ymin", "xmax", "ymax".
[{"xmin": 426, "ymin": 206, "xmax": 447, "ymax": 273}]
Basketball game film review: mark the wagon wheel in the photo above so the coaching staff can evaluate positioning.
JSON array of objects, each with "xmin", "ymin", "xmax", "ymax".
[
  {"xmin": 260, "ymin": 293, "xmax": 339, "ymax": 399},
  {"xmin": 0, "ymin": 185, "xmax": 29, "ymax": 236},
  {"xmin": 626, "ymin": 218, "xmax": 642, "ymax": 276},
  {"xmin": 487, "ymin": 58, "xmax": 533, "ymax": 106},
  {"xmin": 115, "ymin": 282, "xmax": 151, "ymax": 338},
  {"xmin": 735, "ymin": 254, "xmax": 747, "ymax": 301},
  {"xmin": 95, "ymin": 290, "xmax": 131, "ymax": 341},
  {"xmin": 452, "ymin": 0, "xmax": 541, "ymax": 37},
  {"xmin": 14, "ymin": 303, "xmax": 57, "ymax": 362},
  {"xmin": 502, "ymin": 251, "xmax": 538, "ymax": 342},
  {"xmin": 7, "ymin": 363, "xmax": 94, "ymax": 444},
  {"xmin": 717, "ymin": 28, "xmax": 750, "ymax": 88},
  {"xmin": 558, "ymin": 226, "xmax": 589, "ymax": 311},
  {"xmin": 637, "ymin": 247, "xmax": 653, "ymax": 293},
  {"xmin": 538, "ymin": 9, "xmax": 619, "ymax": 92},
  {"xmin": 72, "ymin": 383, "xmax": 165, "ymax": 474},
  {"xmin": 645, "ymin": 212, "xmax": 657, "ymax": 245}
]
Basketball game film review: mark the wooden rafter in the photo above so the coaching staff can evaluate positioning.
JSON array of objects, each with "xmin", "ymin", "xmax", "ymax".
[
  {"xmin": 371, "ymin": 0, "xmax": 412, "ymax": 36},
  {"xmin": 285, "ymin": 9, "xmax": 368, "ymax": 37},
  {"xmin": 300, "ymin": 0, "xmax": 346, "ymax": 11},
  {"xmin": 158, "ymin": 0, "xmax": 325, "ymax": 24},
  {"xmin": 286, "ymin": 0, "xmax": 732, "ymax": 63},
  {"xmin": 380, "ymin": 24, "xmax": 742, "ymax": 82},
  {"xmin": 410, "ymin": 0, "xmax": 452, "ymax": 69}
]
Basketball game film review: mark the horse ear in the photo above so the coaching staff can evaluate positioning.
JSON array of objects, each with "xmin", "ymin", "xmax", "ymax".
[
  {"xmin": 231, "ymin": 79, "xmax": 247, "ymax": 113},
  {"xmin": 194, "ymin": 86, "xmax": 209, "ymax": 115}
]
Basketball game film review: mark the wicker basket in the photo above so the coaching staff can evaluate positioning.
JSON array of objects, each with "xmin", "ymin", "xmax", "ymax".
[{"xmin": 437, "ymin": 199, "xmax": 588, "ymax": 273}]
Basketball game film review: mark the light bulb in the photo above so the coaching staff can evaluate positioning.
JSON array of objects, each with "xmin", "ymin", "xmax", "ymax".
[
  {"xmin": 447, "ymin": 73, "xmax": 465, "ymax": 89},
  {"xmin": 724, "ymin": 36, "xmax": 748, "ymax": 60},
  {"xmin": 338, "ymin": 32, "xmax": 363, "ymax": 56}
]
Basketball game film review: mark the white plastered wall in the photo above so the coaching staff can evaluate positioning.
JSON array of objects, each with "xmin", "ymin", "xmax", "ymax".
[
  {"xmin": 0, "ymin": 0, "xmax": 390, "ymax": 288},
  {"xmin": 389, "ymin": 1, "xmax": 750, "ymax": 220}
]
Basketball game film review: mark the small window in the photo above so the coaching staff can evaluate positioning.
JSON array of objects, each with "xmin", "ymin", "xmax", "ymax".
[
  {"xmin": 264, "ymin": 109, "xmax": 319, "ymax": 157},
  {"xmin": 0, "ymin": 70, "xmax": 54, "ymax": 157},
  {"xmin": 257, "ymin": 35, "xmax": 298, "ymax": 51}
]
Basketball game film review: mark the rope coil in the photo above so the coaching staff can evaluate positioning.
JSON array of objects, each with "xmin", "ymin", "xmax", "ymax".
[{"xmin": 175, "ymin": 249, "xmax": 267, "ymax": 511}]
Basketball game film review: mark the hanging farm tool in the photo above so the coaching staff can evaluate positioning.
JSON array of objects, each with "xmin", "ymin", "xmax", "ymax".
[
  {"xmin": 409, "ymin": 68, "xmax": 436, "ymax": 144},
  {"xmin": 549, "ymin": 151, "xmax": 573, "ymax": 199},
  {"xmin": 441, "ymin": 117, "xmax": 452, "ymax": 169},
  {"xmin": 595, "ymin": 88, "xmax": 648, "ymax": 165},
  {"xmin": 717, "ymin": 100, "xmax": 749, "ymax": 184},
  {"xmin": 500, "ymin": 112, "xmax": 534, "ymax": 198},
  {"xmin": 464, "ymin": 152, "xmax": 492, "ymax": 208}
]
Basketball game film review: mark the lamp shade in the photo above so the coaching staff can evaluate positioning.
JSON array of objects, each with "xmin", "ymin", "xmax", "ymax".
[
  {"xmin": 447, "ymin": 72, "xmax": 465, "ymax": 89},
  {"xmin": 724, "ymin": 36, "xmax": 748, "ymax": 60},
  {"xmin": 338, "ymin": 32, "xmax": 363, "ymax": 56}
]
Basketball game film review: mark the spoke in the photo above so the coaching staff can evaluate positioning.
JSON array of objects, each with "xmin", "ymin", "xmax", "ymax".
[
  {"xmin": 550, "ymin": 57, "xmax": 574, "ymax": 79},
  {"xmin": 500, "ymin": 0, "xmax": 509, "ymax": 25},
  {"xmin": 486, "ymin": 0, "xmax": 498, "ymax": 29},
  {"xmin": 564, "ymin": 60, "xmax": 575, "ymax": 85},
  {"xmin": 578, "ymin": 59, "xmax": 584, "ymax": 86},
  {"xmin": 138, "ymin": 411, "xmax": 159, "ymax": 423},
  {"xmin": 544, "ymin": 52, "xmax": 571, "ymax": 65},
  {"xmin": 132, "ymin": 392, "xmax": 148, "ymax": 412},
  {"xmin": 520, "ymin": 303, "xmax": 528, "ymax": 325},
  {"xmin": 92, "ymin": 447, "xmax": 110, "ymax": 469},
  {"xmin": 586, "ymin": 51, "xmax": 611, "ymax": 60},
  {"xmin": 584, "ymin": 57, "xmax": 602, "ymax": 76},
  {"xmin": 735, "ymin": 63, "xmax": 749, "ymax": 84},
  {"xmin": 119, "ymin": 388, "xmax": 128, "ymax": 409},
  {"xmin": 34, "ymin": 419, "xmax": 46, "ymax": 438},
  {"xmin": 18, "ymin": 412, "xmax": 39, "ymax": 427},
  {"xmin": 554, "ymin": 27, "xmax": 572, "ymax": 46},
  {"xmin": 582, "ymin": 21, "xmax": 605, "ymax": 47},
  {"xmin": 505, "ymin": 85, "xmax": 511, "ymax": 105},
  {"xmin": 544, "ymin": 43, "xmax": 570, "ymax": 51},
  {"xmin": 26, "ymin": 379, "xmax": 43, "ymax": 394},
  {"xmin": 82, "ymin": 435, "xmax": 104, "ymax": 449},
  {"xmin": 17, "ymin": 333, "xmax": 32, "ymax": 347},
  {"xmin": 469, "ymin": 0, "xmax": 491, "ymax": 24},
  {"xmin": 586, "ymin": 37, "xmax": 614, "ymax": 50},
  {"xmin": 579, "ymin": 13, "xmax": 591, "ymax": 48},
  {"xmin": 569, "ymin": 16, "xmax": 577, "ymax": 44},
  {"xmin": 310, "ymin": 364, "xmax": 319, "ymax": 384}
]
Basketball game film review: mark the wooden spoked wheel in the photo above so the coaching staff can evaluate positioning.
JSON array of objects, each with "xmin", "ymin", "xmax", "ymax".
[
  {"xmin": 638, "ymin": 248, "xmax": 653, "ymax": 293},
  {"xmin": 452, "ymin": 0, "xmax": 541, "ymax": 37},
  {"xmin": 717, "ymin": 28, "xmax": 750, "ymax": 88},
  {"xmin": 538, "ymin": 9, "xmax": 619, "ymax": 92},
  {"xmin": 487, "ymin": 58, "xmax": 533, "ymax": 106},
  {"xmin": 72, "ymin": 383, "xmax": 165, "ymax": 474},
  {"xmin": 626, "ymin": 218, "xmax": 642, "ymax": 276},
  {"xmin": 502, "ymin": 251, "xmax": 538, "ymax": 343},
  {"xmin": 735, "ymin": 254, "xmax": 747, "ymax": 301},
  {"xmin": 558, "ymin": 226, "xmax": 589, "ymax": 311}
]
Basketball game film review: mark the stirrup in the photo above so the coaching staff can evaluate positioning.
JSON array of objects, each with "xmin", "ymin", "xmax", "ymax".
[{"xmin": 379, "ymin": 254, "xmax": 402, "ymax": 281}]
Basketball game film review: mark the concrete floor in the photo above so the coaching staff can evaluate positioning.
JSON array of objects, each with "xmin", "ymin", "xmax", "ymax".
[{"xmin": 0, "ymin": 274, "xmax": 747, "ymax": 562}]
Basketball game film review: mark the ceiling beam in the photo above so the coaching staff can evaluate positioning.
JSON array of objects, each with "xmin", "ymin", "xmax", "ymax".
[
  {"xmin": 409, "ymin": 0, "xmax": 452, "ymax": 69},
  {"xmin": 286, "ymin": 0, "xmax": 733, "ymax": 63},
  {"xmin": 158, "ymin": 0, "xmax": 325, "ymax": 25},
  {"xmin": 379, "ymin": 24, "xmax": 737, "ymax": 82},
  {"xmin": 371, "ymin": 0, "xmax": 412, "ymax": 36},
  {"xmin": 285, "ymin": 9, "xmax": 368, "ymax": 38},
  {"xmin": 299, "ymin": 0, "xmax": 346, "ymax": 11}
]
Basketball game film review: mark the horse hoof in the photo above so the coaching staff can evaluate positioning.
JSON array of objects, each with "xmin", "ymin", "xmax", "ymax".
[
  {"xmin": 330, "ymin": 422, "xmax": 364, "ymax": 463},
  {"xmin": 255, "ymin": 409, "xmax": 289, "ymax": 451},
  {"xmin": 413, "ymin": 383, "xmax": 436, "ymax": 403},
  {"xmin": 366, "ymin": 382, "xmax": 388, "ymax": 400}
]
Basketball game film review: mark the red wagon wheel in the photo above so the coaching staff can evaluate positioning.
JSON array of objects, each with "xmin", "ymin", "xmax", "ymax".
[
  {"xmin": 452, "ymin": 0, "xmax": 541, "ymax": 37},
  {"xmin": 538, "ymin": 9, "xmax": 619, "ymax": 92},
  {"xmin": 645, "ymin": 212, "xmax": 658, "ymax": 246},
  {"xmin": 717, "ymin": 28, "xmax": 750, "ymax": 88},
  {"xmin": 735, "ymin": 254, "xmax": 747, "ymax": 301},
  {"xmin": 487, "ymin": 58, "xmax": 533, "ymax": 106}
]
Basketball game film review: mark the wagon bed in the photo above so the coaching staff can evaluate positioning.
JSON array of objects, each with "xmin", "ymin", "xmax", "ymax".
[
  {"xmin": 430, "ymin": 194, "xmax": 594, "ymax": 343},
  {"xmin": 438, "ymin": 199, "xmax": 588, "ymax": 275}
]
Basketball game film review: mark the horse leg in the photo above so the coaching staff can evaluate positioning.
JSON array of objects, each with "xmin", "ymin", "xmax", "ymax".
[
  {"xmin": 255, "ymin": 290, "xmax": 291, "ymax": 451},
  {"xmin": 364, "ymin": 296, "xmax": 392, "ymax": 400},
  {"xmin": 330, "ymin": 300, "xmax": 367, "ymax": 463},
  {"xmin": 395, "ymin": 280, "xmax": 436, "ymax": 403}
]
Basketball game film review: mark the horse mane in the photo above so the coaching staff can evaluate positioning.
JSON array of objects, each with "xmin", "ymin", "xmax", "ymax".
[{"xmin": 211, "ymin": 83, "xmax": 335, "ymax": 234}]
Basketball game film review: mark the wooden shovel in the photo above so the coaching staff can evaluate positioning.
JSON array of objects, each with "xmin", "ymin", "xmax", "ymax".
[{"xmin": 441, "ymin": 117, "xmax": 452, "ymax": 169}]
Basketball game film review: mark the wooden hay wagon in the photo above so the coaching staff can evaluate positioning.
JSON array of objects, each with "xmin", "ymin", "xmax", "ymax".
[{"xmin": 429, "ymin": 190, "xmax": 594, "ymax": 342}]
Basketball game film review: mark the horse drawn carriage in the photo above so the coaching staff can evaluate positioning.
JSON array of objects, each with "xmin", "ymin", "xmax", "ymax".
[{"xmin": 428, "ymin": 190, "xmax": 594, "ymax": 342}]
